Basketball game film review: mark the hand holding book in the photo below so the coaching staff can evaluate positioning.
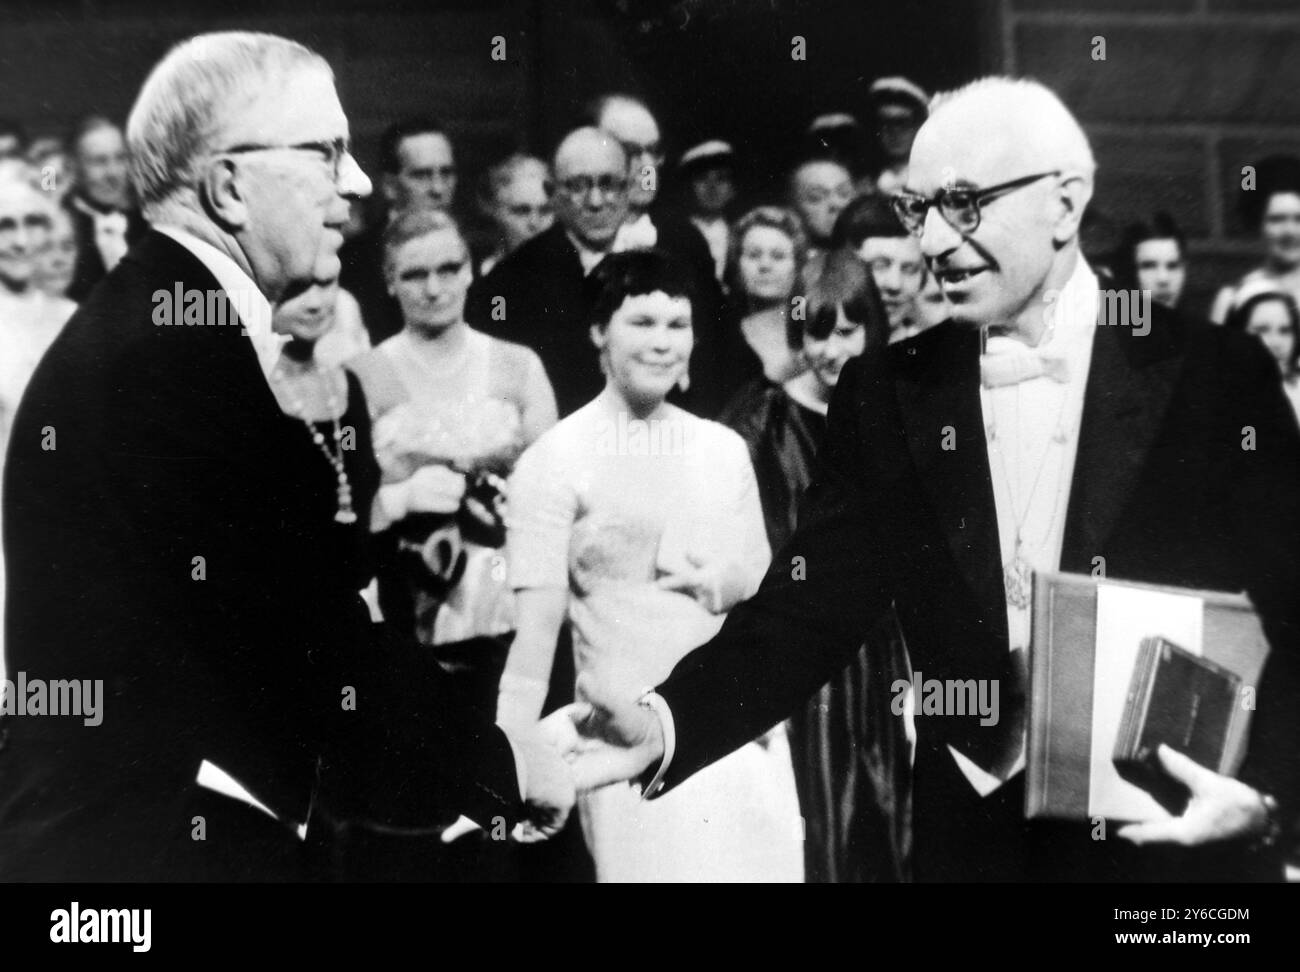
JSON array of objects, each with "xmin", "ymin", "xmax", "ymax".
[{"xmin": 1115, "ymin": 745, "xmax": 1275, "ymax": 846}]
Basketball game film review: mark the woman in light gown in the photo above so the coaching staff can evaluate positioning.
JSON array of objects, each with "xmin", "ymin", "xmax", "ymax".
[
  {"xmin": 348, "ymin": 210, "xmax": 557, "ymax": 656},
  {"xmin": 497, "ymin": 249, "xmax": 803, "ymax": 882}
]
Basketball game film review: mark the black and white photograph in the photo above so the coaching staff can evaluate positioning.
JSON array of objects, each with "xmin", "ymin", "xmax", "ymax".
[{"xmin": 0, "ymin": 0, "xmax": 1296, "ymax": 945}]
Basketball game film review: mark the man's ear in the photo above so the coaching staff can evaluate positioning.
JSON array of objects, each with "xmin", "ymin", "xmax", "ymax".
[
  {"xmin": 589, "ymin": 323, "xmax": 607, "ymax": 351},
  {"xmin": 1051, "ymin": 173, "xmax": 1092, "ymax": 245},
  {"xmin": 200, "ymin": 157, "xmax": 248, "ymax": 232}
]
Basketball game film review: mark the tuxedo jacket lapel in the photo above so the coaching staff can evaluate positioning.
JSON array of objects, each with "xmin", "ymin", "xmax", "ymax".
[
  {"xmin": 895, "ymin": 324, "xmax": 1006, "ymax": 628},
  {"xmin": 1061, "ymin": 303, "xmax": 1186, "ymax": 569}
]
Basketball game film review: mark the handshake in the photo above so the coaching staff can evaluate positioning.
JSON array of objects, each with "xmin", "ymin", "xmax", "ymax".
[{"xmin": 501, "ymin": 674, "xmax": 670, "ymax": 843}]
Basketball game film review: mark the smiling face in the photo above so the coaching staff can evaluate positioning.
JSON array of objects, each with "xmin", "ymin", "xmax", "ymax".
[
  {"xmin": 386, "ymin": 132, "xmax": 457, "ymax": 214},
  {"xmin": 388, "ymin": 226, "xmax": 473, "ymax": 334},
  {"xmin": 0, "ymin": 179, "xmax": 52, "ymax": 291},
  {"xmin": 1134, "ymin": 237, "xmax": 1185, "ymax": 309},
  {"xmin": 1244, "ymin": 297, "xmax": 1298, "ymax": 373},
  {"xmin": 1262, "ymin": 191, "xmax": 1300, "ymax": 270},
  {"xmin": 75, "ymin": 123, "xmax": 131, "ymax": 210},
  {"xmin": 907, "ymin": 103, "xmax": 1082, "ymax": 334},
  {"xmin": 856, "ymin": 234, "xmax": 924, "ymax": 327},
  {"xmin": 791, "ymin": 160, "xmax": 854, "ymax": 245},
  {"xmin": 217, "ymin": 67, "xmax": 370, "ymax": 302},
  {"xmin": 738, "ymin": 224, "xmax": 798, "ymax": 303},
  {"xmin": 492, "ymin": 171, "xmax": 553, "ymax": 252},
  {"xmin": 592, "ymin": 290, "xmax": 693, "ymax": 408},
  {"xmin": 803, "ymin": 304, "xmax": 866, "ymax": 393}
]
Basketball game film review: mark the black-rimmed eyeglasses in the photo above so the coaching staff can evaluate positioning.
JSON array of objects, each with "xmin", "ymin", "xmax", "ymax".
[
  {"xmin": 890, "ymin": 170, "xmax": 1061, "ymax": 236},
  {"xmin": 218, "ymin": 137, "xmax": 352, "ymax": 182}
]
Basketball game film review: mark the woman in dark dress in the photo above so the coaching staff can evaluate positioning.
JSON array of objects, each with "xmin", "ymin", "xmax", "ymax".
[
  {"xmin": 725, "ymin": 249, "xmax": 913, "ymax": 882},
  {"xmin": 267, "ymin": 264, "xmax": 505, "ymax": 882}
]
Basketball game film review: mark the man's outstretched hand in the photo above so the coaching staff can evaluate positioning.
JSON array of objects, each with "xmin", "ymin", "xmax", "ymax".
[{"xmin": 538, "ymin": 673, "xmax": 666, "ymax": 793}]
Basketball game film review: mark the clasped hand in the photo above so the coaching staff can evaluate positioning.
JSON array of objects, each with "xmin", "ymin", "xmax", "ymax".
[{"xmin": 510, "ymin": 675, "xmax": 666, "ymax": 842}]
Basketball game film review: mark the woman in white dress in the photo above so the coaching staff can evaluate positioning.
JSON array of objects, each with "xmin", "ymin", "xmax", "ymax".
[{"xmin": 497, "ymin": 249, "xmax": 804, "ymax": 882}]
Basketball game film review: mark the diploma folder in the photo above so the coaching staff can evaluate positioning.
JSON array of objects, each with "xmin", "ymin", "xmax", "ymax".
[{"xmin": 1026, "ymin": 573, "xmax": 1269, "ymax": 821}]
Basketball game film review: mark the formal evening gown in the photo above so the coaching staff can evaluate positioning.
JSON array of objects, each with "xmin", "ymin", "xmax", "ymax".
[
  {"xmin": 507, "ymin": 395, "xmax": 804, "ymax": 882},
  {"xmin": 350, "ymin": 328, "xmax": 555, "ymax": 648},
  {"xmin": 726, "ymin": 381, "xmax": 914, "ymax": 882}
]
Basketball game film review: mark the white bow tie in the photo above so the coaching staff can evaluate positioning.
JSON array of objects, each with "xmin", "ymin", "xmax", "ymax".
[{"xmin": 980, "ymin": 334, "xmax": 1070, "ymax": 388}]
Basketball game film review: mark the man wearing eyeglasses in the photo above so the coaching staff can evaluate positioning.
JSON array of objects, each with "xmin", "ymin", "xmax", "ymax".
[
  {"xmin": 0, "ymin": 31, "xmax": 574, "ymax": 881},
  {"xmin": 560, "ymin": 77, "xmax": 1300, "ymax": 882}
]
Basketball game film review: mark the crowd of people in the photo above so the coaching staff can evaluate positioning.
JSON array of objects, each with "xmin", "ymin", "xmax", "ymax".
[{"xmin": 0, "ymin": 32, "xmax": 1297, "ymax": 883}]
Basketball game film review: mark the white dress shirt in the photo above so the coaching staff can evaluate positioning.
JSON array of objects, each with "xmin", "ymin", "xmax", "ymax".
[
  {"xmin": 72, "ymin": 195, "xmax": 130, "ymax": 271},
  {"xmin": 152, "ymin": 225, "xmax": 284, "ymax": 382},
  {"xmin": 952, "ymin": 256, "xmax": 1099, "ymax": 793}
]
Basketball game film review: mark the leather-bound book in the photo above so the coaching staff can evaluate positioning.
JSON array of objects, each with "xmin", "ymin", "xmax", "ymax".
[{"xmin": 1112, "ymin": 637, "xmax": 1241, "ymax": 813}]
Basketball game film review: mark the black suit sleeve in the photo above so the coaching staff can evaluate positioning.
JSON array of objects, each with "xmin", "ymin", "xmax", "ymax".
[
  {"xmin": 105, "ymin": 331, "xmax": 522, "ymax": 833},
  {"xmin": 656, "ymin": 351, "xmax": 894, "ymax": 788},
  {"xmin": 1227, "ymin": 338, "xmax": 1300, "ymax": 820}
]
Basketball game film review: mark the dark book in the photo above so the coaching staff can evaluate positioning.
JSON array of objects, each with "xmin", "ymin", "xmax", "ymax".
[{"xmin": 1112, "ymin": 636, "xmax": 1241, "ymax": 813}]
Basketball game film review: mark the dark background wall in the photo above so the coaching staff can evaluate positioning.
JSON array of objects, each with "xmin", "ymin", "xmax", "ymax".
[
  {"xmin": 2, "ymin": 0, "xmax": 1297, "ymax": 316},
  {"xmin": 1000, "ymin": 0, "xmax": 1300, "ymax": 316}
]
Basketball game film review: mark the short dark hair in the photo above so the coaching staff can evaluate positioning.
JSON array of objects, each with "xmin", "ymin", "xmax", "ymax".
[
  {"xmin": 1224, "ymin": 288, "xmax": 1300, "ymax": 375},
  {"xmin": 788, "ymin": 248, "xmax": 888, "ymax": 350},
  {"xmin": 1239, "ymin": 155, "xmax": 1300, "ymax": 230},
  {"xmin": 832, "ymin": 192, "xmax": 907, "ymax": 250},
  {"xmin": 379, "ymin": 116, "xmax": 450, "ymax": 175},
  {"xmin": 587, "ymin": 248, "xmax": 695, "ymax": 332},
  {"xmin": 1113, "ymin": 212, "xmax": 1186, "ymax": 289}
]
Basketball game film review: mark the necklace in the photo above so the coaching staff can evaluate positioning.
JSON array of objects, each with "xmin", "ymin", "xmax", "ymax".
[
  {"xmin": 272, "ymin": 364, "xmax": 357, "ymax": 525},
  {"xmin": 985, "ymin": 381, "xmax": 1073, "ymax": 610}
]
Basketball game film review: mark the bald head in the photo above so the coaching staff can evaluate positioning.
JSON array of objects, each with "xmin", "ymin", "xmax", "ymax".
[
  {"xmin": 554, "ymin": 127, "xmax": 627, "ymax": 179},
  {"xmin": 593, "ymin": 95, "xmax": 662, "ymax": 211},
  {"xmin": 595, "ymin": 95, "xmax": 659, "ymax": 150},
  {"xmin": 552, "ymin": 127, "xmax": 630, "ymax": 251},
  {"xmin": 914, "ymin": 78, "xmax": 1095, "ymax": 199},
  {"xmin": 904, "ymin": 77, "xmax": 1096, "ymax": 340}
]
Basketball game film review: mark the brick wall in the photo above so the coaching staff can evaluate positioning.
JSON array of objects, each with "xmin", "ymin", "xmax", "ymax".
[{"xmin": 995, "ymin": 0, "xmax": 1300, "ymax": 317}]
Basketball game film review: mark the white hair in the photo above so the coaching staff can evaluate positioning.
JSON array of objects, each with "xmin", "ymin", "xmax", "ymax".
[
  {"xmin": 126, "ymin": 31, "xmax": 330, "ymax": 221},
  {"xmin": 929, "ymin": 77, "xmax": 1096, "ymax": 186}
]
